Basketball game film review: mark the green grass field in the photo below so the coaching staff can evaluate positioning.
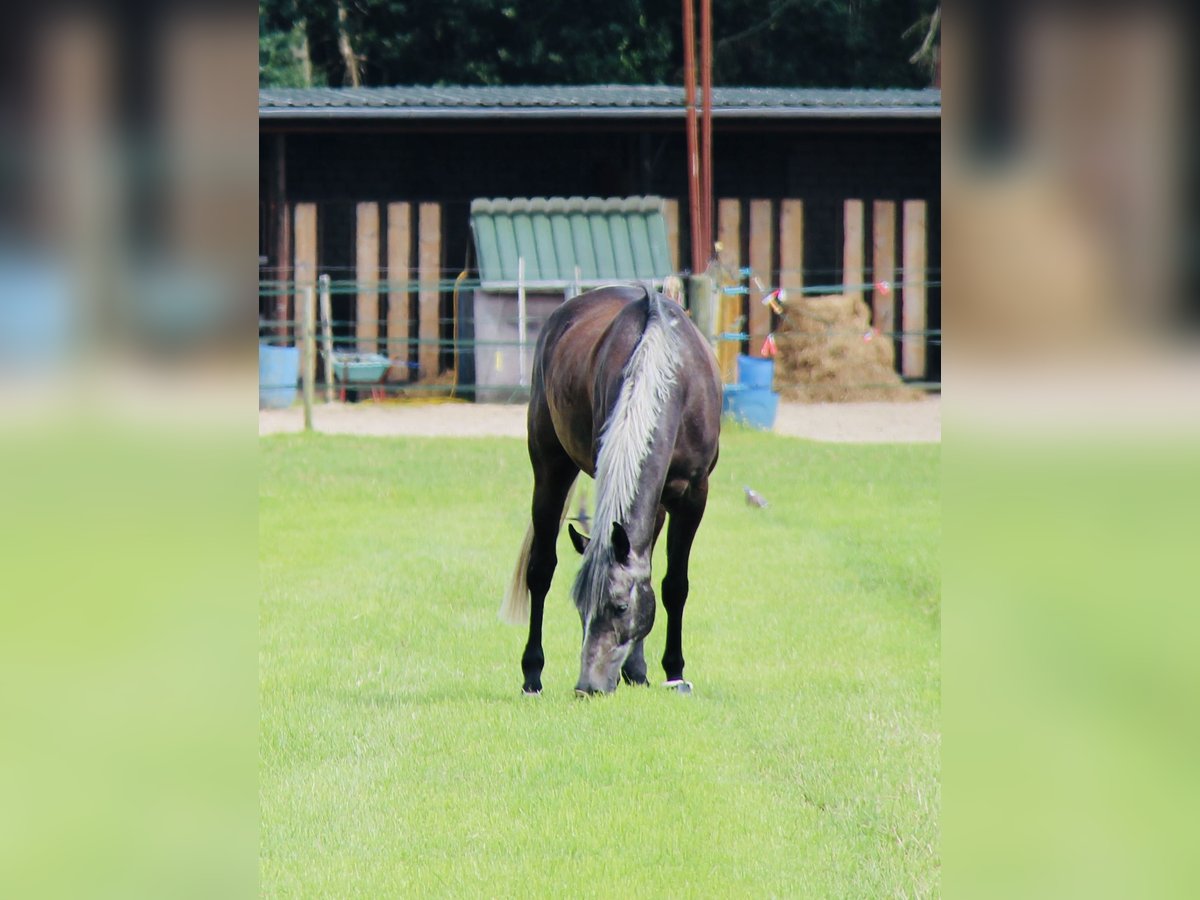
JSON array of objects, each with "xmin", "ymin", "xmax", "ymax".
[{"xmin": 260, "ymin": 427, "xmax": 940, "ymax": 896}]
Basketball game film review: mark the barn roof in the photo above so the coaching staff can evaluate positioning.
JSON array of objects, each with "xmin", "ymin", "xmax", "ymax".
[
  {"xmin": 470, "ymin": 196, "xmax": 674, "ymax": 292},
  {"xmin": 260, "ymin": 85, "xmax": 940, "ymax": 120}
]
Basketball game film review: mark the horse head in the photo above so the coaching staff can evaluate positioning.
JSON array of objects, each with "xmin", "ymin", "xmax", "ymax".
[{"xmin": 568, "ymin": 521, "xmax": 656, "ymax": 695}]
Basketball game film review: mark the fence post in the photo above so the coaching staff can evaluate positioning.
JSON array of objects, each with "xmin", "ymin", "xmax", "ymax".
[
  {"xmin": 872, "ymin": 200, "xmax": 897, "ymax": 336},
  {"xmin": 689, "ymin": 274, "xmax": 715, "ymax": 345},
  {"xmin": 902, "ymin": 199, "xmax": 928, "ymax": 378},
  {"xmin": 715, "ymin": 198, "xmax": 741, "ymax": 382},
  {"xmin": 301, "ymin": 285, "xmax": 316, "ymax": 431},
  {"xmin": 517, "ymin": 256, "xmax": 528, "ymax": 387},
  {"xmin": 748, "ymin": 199, "xmax": 773, "ymax": 356},
  {"xmin": 355, "ymin": 202, "xmax": 380, "ymax": 355},
  {"xmin": 843, "ymin": 199, "xmax": 865, "ymax": 308},
  {"xmin": 319, "ymin": 273, "xmax": 334, "ymax": 403}
]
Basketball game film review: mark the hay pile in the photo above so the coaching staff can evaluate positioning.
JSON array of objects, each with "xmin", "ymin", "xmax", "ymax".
[{"xmin": 773, "ymin": 293, "xmax": 921, "ymax": 403}]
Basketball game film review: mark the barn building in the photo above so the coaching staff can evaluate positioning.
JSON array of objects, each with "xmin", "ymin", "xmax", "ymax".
[{"xmin": 258, "ymin": 85, "xmax": 941, "ymax": 394}]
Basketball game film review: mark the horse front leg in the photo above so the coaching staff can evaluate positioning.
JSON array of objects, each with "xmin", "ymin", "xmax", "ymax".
[
  {"xmin": 661, "ymin": 487, "xmax": 706, "ymax": 691},
  {"xmin": 620, "ymin": 504, "xmax": 666, "ymax": 687}
]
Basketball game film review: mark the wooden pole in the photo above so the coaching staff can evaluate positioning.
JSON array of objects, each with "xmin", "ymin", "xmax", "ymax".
[
  {"xmin": 301, "ymin": 286, "xmax": 316, "ymax": 431},
  {"xmin": 779, "ymin": 199, "xmax": 804, "ymax": 300},
  {"xmin": 293, "ymin": 203, "xmax": 317, "ymax": 348},
  {"xmin": 663, "ymin": 198, "xmax": 680, "ymax": 272},
  {"xmin": 682, "ymin": 0, "xmax": 702, "ymax": 273},
  {"xmin": 902, "ymin": 199, "xmax": 928, "ymax": 378},
  {"xmin": 872, "ymin": 200, "xmax": 897, "ymax": 336},
  {"xmin": 386, "ymin": 202, "xmax": 412, "ymax": 382},
  {"xmin": 355, "ymin": 202, "xmax": 380, "ymax": 355},
  {"xmin": 748, "ymin": 199, "xmax": 773, "ymax": 356},
  {"xmin": 417, "ymin": 202, "xmax": 441, "ymax": 380},
  {"xmin": 715, "ymin": 198, "xmax": 741, "ymax": 381},
  {"xmin": 843, "ymin": 199, "xmax": 865, "ymax": 307},
  {"xmin": 689, "ymin": 274, "xmax": 715, "ymax": 343},
  {"xmin": 272, "ymin": 134, "xmax": 290, "ymax": 340},
  {"xmin": 319, "ymin": 273, "xmax": 334, "ymax": 403}
]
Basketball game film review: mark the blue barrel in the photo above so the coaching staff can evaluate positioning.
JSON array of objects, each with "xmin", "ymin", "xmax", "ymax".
[
  {"xmin": 259, "ymin": 343, "xmax": 300, "ymax": 409},
  {"xmin": 737, "ymin": 354, "xmax": 775, "ymax": 389},
  {"xmin": 723, "ymin": 384, "xmax": 779, "ymax": 430}
]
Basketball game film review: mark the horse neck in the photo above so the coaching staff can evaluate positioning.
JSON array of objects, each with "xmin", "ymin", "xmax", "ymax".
[{"xmin": 591, "ymin": 386, "xmax": 681, "ymax": 554}]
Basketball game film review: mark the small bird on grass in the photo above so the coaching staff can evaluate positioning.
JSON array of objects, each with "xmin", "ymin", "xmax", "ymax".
[{"xmin": 744, "ymin": 486, "xmax": 768, "ymax": 508}]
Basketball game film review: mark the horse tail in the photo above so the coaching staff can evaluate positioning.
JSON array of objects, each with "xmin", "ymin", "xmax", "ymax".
[
  {"xmin": 499, "ymin": 524, "xmax": 534, "ymax": 625},
  {"xmin": 499, "ymin": 479, "xmax": 578, "ymax": 625}
]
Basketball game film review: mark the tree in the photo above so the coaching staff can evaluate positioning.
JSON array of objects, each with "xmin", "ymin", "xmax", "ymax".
[{"xmin": 259, "ymin": 0, "xmax": 941, "ymax": 89}]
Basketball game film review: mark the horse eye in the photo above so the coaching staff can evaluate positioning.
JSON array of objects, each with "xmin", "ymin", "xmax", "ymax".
[{"xmin": 610, "ymin": 600, "xmax": 629, "ymax": 615}]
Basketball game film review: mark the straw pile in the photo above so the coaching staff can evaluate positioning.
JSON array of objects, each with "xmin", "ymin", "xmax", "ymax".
[{"xmin": 773, "ymin": 293, "xmax": 921, "ymax": 402}]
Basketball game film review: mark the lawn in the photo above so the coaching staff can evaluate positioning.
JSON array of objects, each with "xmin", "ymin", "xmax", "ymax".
[{"xmin": 260, "ymin": 427, "xmax": 940, "ymax": 896}]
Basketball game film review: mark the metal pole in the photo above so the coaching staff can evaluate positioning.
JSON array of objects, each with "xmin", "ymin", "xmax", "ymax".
[
  {"xmin": 319, "ymin": 273, "xmax": 335, "ymax": 403},
  {"xmin": 682, "ymin": 0, "xmax": 703, "ymax": 274},
  {"xmin": 700, "ymin": 0, "xmax": 714, "ymax": 265},
  {"xmin": 301, "ymin": 285, "xmax": 316, "ymax": 431},
  {"xmin": 517, "ymin": 256, "xmax": 528, "ymax": 387}
]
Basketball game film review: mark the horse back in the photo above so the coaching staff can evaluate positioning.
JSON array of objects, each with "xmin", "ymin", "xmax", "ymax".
[{"xmin": 530, "ymin": 285, "xmax": 720, "ymax": 479}]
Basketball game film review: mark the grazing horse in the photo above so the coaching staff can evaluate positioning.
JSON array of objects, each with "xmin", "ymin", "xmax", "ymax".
[{"xmin": 499, "ymin": 284, "xmax": 721, "ymax": 695}]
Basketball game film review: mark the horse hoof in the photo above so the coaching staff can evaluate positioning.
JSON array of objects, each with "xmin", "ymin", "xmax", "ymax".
[
  {"xmin": 663, "ymin": 679, "xmax": 693, "ymax": 694},
  {"xmin": 522, "ymin": 687, "xmax": 542, "ymax": 696}
]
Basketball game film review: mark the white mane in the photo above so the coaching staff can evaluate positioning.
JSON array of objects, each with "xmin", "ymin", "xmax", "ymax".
[{"xmin": 572, "ymin": 295, "xmax": 681, "ymax": 617}]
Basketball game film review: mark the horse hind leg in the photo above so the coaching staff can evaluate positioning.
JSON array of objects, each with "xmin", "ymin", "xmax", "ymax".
[{"xmin": 519, "ymin": 457, "xmax": 578, "ymax": 694}]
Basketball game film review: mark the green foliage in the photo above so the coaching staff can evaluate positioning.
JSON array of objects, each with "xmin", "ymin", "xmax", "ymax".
[
  {"xmin": 260, "ymin": 430, "xmax": 940, "ymax": 894},
  {"xmin": 259, "ymin": 19, "xmax": 321, "ymax": 88},
  {"xmin": 258, "ymin": 0, "xmax": 940, "ymax": 88}
]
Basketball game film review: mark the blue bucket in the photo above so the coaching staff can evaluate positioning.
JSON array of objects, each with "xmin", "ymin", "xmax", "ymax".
[
  {"xmin": 259, "ymin": 343, "xmax": 300, "ymax": 409},
  {"xmin": 723, "ymin": 385, "xmax": 779, "ymax": 430},
  {"xmin": 737, "ymin": 354, "xmax": 775, "ymax": 389}
]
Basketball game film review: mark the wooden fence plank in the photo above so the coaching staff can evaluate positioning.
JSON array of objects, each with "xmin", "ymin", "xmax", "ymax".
[
  {"xmin": 272, "ymin": 135, "xmax": 290, "ymax": 339},
  {"xmin": 872, "ymin": 200, "xmax": 897, "ymax": 334},
  {"xmin": 293, "ymin": 203, "xmax": 317, "ymax": 349},
  {"xmin": 355, "ymin": 202, "xmax": 380, "ymax": 355},
  {"xmin": 748, "ymin": 199, "xmax": 773, "ymax": 357},
  {"xmin": 715, "ymin": 198, "xmax": 741, "ymax": 382},
  {"xmin": 386, "ymin": 202, "xmax": 412, "ymax": 382},
  {"xmin": 778, "ymin": 199, "xmax": 804, "ymax": 298},
  {"xmin": 663, "ymin": 198, "xmax": 680, "ymax": 272},
  {"xmin": 902, "ymin": 199, "xmax": 927, "ymax": 378},
  {"xmin": 843, "ymin": 199, "xmax": 864, "ymax": 307},
  {"xmin": 418, "ymin": 202, "xmax": 441, "ymax": 379}
]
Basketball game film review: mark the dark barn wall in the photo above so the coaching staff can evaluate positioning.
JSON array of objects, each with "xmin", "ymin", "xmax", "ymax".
[{"xmin": 262, "ymin": 119, "xmax": 940, "ymax": 379}]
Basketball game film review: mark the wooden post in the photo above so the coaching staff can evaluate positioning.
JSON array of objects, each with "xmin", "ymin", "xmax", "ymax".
[
  {"xmin": 301, "ymin": 286, "xmax": 316, "ymax": 431},
  {"xmin": 319, "ymin": 273, "xmax": 334, "ymax": 403},
  {"xmin": 689, "ymin": 274, "xmax": 715, "ymax": 344},
  {"xmin": 902, "ymin": 200, "xmax": 928, "ymax": 378},
  {"xmin": 715, "ymin": 198, "xmax": 741, "ymax": 382},
  {"xmin": 748, "ymin": 199, "xmax": 773, "ymax": 357},
  {"xmin": 872, "ymin": 200, "xmax": 897, "ymax": 335},
  {"xmin": 386, "ymin": 202, "xmax": 411, "ymax": 382},
  {"xmin": 663, "ymin": 198, "xmax": 680, "ymax": 272},
  {"xmin": 272, "ymin": 135, "xmax": 290, "ymax": 340},
  {"xmin": 779, "ymin": 199, "xmax": 804, "ymax": 300},
  {"xmin": 417, "ymin": 202, "xmax": 441, "ymax": 380},
  {"xmin": 293, "ymin": 203, "xmax": 317, "ymax": 347},
  {"xmin": 843, "ymin": 199, "xmax": 865, "ymax": 307},
  {"xmin": 355, "ymin": 202, "xmax": 380, "ymax": 355}
]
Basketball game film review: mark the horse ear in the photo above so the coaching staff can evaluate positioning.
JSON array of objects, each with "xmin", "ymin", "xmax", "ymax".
[
  {"xmin": 567, "ymin": 523, "xmax": 590, "ymax": 555},
  {"xmin": 611, "ymin": 522, "xmax": 631, "ymax": 564}
]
